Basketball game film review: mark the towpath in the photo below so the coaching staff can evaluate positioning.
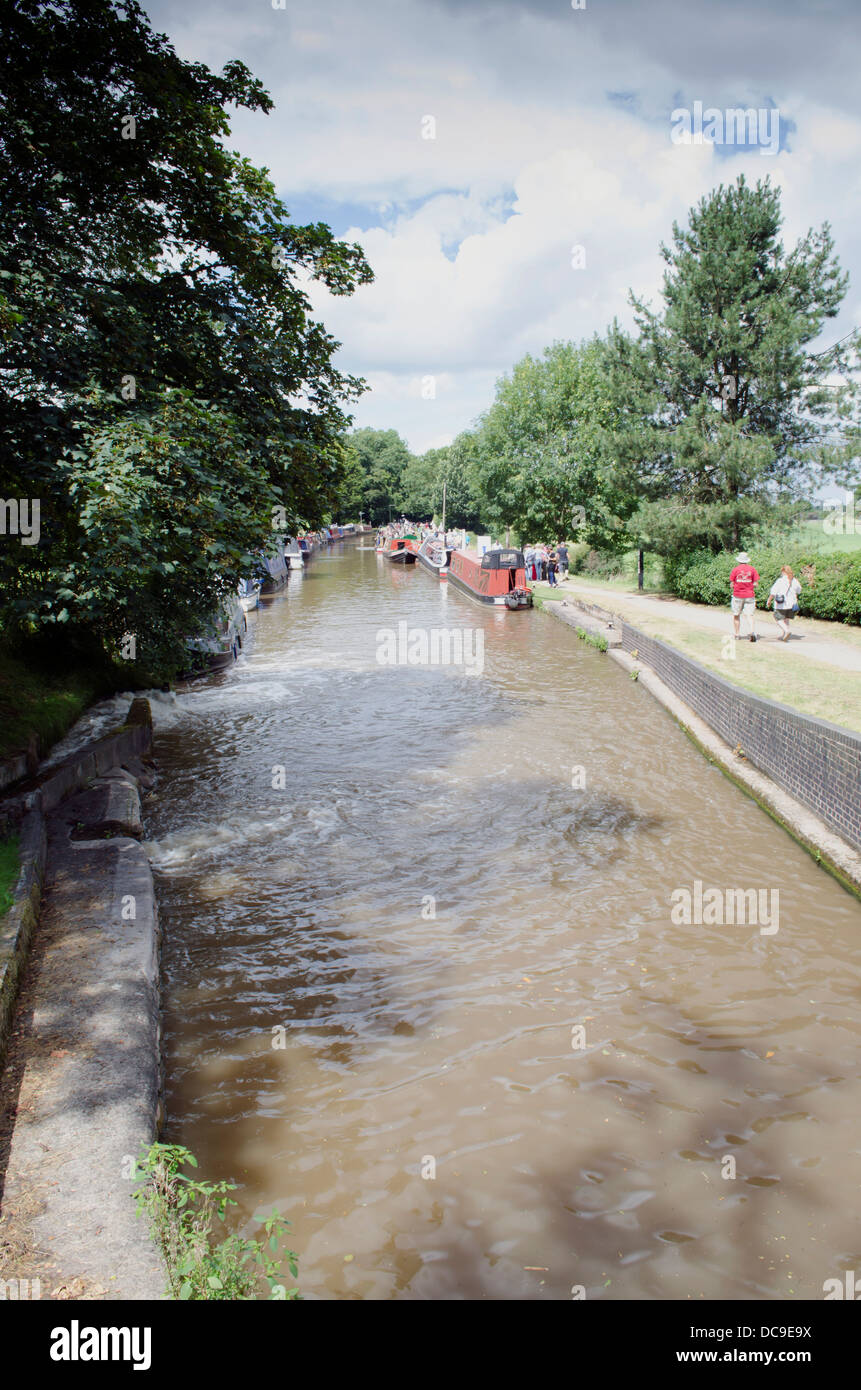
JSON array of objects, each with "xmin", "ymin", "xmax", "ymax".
[{"xmin": 556, "ymin": 576, "xmax": 861, "ymax": 672}]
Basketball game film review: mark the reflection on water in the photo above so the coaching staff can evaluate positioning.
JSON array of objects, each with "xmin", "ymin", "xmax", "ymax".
[{"xmin": 143, "ymin": 544, "xmax": 861, "ymax": 1300}]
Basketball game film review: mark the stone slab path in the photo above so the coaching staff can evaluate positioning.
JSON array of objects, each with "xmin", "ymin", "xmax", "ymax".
[{"xmin": 0, "ymin": 768, "xmax": 164, "ymax": 1300}]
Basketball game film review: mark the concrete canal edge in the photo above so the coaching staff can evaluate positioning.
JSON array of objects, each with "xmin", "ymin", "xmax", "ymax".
[
  {"xmin": 0, "ymin": 697, "xmax": 166, "ymax": 1299},
  {"xmin": 545, "ymin": 600, "xmax": 861, "ymax": 898}
]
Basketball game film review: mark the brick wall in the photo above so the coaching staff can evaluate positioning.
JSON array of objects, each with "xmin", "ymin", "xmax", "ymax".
[{"xmin": 618, "ymin": 622, "xmax": 861, "ymax": 851}]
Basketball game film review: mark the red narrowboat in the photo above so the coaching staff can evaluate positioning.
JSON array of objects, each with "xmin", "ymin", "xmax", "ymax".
[
  {"xmin": 447, "ymin": 547, "xmax": 533, "ymax": 608},
  {"xmin": 377, "ymin": 533, "xmax": 419, "ymax": 564}
]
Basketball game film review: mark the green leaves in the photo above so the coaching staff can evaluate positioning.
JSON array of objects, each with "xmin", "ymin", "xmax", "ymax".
[
  {"xmin": 133, "ymin": 1142, "xmax": 300, "ymax": 1301},
  {"xmin": 466, "ymin": 337, "xmax": 637, "ymax": 547},
  {"xmin": 0, "ymin": 0, "xmax": 372, "ymax": 668},
  {"xmin": 617, "ymin": 174, "xmax": 849, "ymax": 554}
]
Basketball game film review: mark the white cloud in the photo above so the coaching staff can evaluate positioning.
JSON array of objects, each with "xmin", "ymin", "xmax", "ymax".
[{"xmin": 143, "ymin": 0, "xmax": 861, "ymax": 453}]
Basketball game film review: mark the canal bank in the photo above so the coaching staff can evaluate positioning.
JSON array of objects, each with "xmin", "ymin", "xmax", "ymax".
[
  {"xmin": 146, "ymin": 545, "xmax": 861, "ymax": 1300},
  {"xmin": 544, "ymin": 598, "xmax": 861, "ymax": 897},
  {"xmin": 0, "ymin": 699, "xmax": 164, "ymax": 1299}
]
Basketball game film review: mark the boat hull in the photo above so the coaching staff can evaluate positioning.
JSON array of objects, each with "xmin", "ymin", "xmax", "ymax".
[
  {"xmin": 416, "ymin": 540, "xmax": 451, "ymax": 578},
  {"xmin": 447, "ymin": 569, "xmax": 530, "ymax": 607}
]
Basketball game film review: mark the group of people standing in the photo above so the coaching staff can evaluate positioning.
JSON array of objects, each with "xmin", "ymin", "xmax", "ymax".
[
  {"xmin": 729, "ymin": 552, "xmax": 802, "ymax": 643},
  {"xmin": 523, "ymin": 542, "xmax": 570, "ymax": 587}
]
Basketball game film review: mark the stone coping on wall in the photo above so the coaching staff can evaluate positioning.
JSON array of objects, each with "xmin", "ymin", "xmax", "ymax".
[{"xmin": 0, "ymin": 696, "xmax": 154, "ymax": 1070}]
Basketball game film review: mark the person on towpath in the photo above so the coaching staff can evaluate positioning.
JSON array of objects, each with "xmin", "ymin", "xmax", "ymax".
[
  {"xmin": 729, "ymin": 551, "xmax": 760, "ymax": 643},
  {"xmin": 766, "ymin": 565, "xmax": 802, "ymax": 641},
  {"xmin": 556, "ymin": 541, "xmax": 569, "ymax": 580}
]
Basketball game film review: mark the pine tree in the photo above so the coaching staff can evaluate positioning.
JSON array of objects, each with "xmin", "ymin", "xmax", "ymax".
[{"xmin": 619, "ymin": 175, "xmax": 848, "ymax": 554}]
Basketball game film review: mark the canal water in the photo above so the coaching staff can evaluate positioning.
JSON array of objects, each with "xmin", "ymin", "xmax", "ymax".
[{"xmin": 143, "ymin": 543, "xmax": 861, "ymax": 1300}]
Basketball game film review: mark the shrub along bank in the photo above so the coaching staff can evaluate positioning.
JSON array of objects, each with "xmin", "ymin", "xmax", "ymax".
[{"xmin": 664, "ymin": 547, "xmax": 861, "ymax": 625}]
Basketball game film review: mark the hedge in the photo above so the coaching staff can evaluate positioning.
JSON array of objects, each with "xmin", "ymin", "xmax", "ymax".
[{"xmin": 663, "ymin": 547, "xmax": 861, "ymax": 625}]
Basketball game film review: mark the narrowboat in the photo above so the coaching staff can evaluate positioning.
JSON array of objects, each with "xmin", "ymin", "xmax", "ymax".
[
  {"xmin": 387, "ymin": 536, "xmax": 419, "ymax": 564},
  {"xmin": 377, "ymin": 532, "xmax": 419, "ymax": 564},
  {"xmin": 237, "ymin": 576, "xmax": 261, "ymax": 611},
  {"xmin": 259, "ymin": 550, "xmax": 289, "ymax": 592},
  {"xmin": 284, "ymin": 536, "xmax": 304, "ymax": 569},
  {"xmin": 447, "ymin": 547, "xmax": 533, "ymax": 608},
  {"xmin": 185, "ymin": 598, "xmax": 247, "ymax": 675},
  {"xmin": 416, "ymin": 535, "xmax": 452, "ymax": 579}
]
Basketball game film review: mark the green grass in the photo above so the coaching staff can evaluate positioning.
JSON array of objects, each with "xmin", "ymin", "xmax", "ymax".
[
  {"xmin": 0, "ymin": 650, "xmax": 104, "ymax": 763},
  {"xmin": 647, "ymin": 622, "xmax": 861, "ymax": 733},
  {"xmin": 0, "ymin": 836, "xmax": 20, "ymax": 915},
  {"xmin": 780, "ymin": 518, "xmax": 861, "ymax": 553},
  {"xmin": 575, "ymin": 627, "xmax": 608, "ymax": 652}
]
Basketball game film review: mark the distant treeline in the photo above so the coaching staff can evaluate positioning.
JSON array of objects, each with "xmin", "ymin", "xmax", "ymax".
[{"xmin": 346, "ymin": 175, "xmax": 861, "ymax": 576}]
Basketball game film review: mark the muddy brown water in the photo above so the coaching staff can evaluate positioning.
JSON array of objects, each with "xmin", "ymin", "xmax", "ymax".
[{"xmin": 141, "ymin": 543, "xmax": 861, "ymax": 1300}]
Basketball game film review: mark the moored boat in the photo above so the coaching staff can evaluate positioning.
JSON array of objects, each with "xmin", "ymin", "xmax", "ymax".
[
  {"xmin": 416, "ymin": 535, "xmax": 452, "ymax": 579},
  {"xmin": 447, "ymin": 546, "xmax": 533, "ymax": 608},
  {"xmin": 285, "ymin": 536, "xmax": 304, "ymax": 569},
  {"xmin": 376, "ymin": 528, "xmax": 420, "ymax": 563},
  {"xmin": 237, "ymin": 576, "xmax": 261, "ymax": 611},
  {"xmin": 259, "ymin": 550, "xmax": 289, "ymax": 592},
  {"xmin": 185, "ymin": 596, "xmax": 247, "ymax": 675},
  {"xmin": 386, "ymin": 535, "xmax": 419, "ymax": 564}
]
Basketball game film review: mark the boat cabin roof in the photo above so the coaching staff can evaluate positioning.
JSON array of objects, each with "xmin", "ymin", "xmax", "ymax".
[{"xmin": 480, "ymin": 548, "xmax": 524, "ymax": 569}]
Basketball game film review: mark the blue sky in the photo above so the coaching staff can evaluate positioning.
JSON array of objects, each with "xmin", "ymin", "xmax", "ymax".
[{"xmin": 144, "ymin": 0, "xmax": 861, "ymax": 461}]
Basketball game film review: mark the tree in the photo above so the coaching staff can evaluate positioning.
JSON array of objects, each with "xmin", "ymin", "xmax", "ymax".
[
  {"xmin": 399, "ymin": 447, "xmax": 444, "ymax": 520},
  {"xmin": 346, "ymin": 428, "xmax": 413, "ymax": 525},
  {"xmin": 619, "ymin": 174, "xmax": 848, "ymax": 554},
  {"xmin": 395, "ymin": 442, "xmax": 483, "ymax": 528},
  {"xmin": 439, "ymin": 436, "xmax": 484, "ymax": 531},
  {"xmin": 0, "ymin": 0, "xmax": 372, "ymax": 675},
  {"xmin": 469, "ymin": 338, "xmax": 636, "ymax": 545}
]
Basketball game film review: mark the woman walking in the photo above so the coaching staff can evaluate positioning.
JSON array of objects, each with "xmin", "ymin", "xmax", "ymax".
[{"xmin": 767, "ymin": 566, "xmax": 802, "ymax": 641}]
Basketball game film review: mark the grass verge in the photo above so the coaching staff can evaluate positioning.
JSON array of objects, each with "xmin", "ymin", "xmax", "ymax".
[
  {"xmin": 0, "ymin": 651, "xmax": 106, "ymax": 763},
  {"xmin": 0, "ymin": 836, "xmax": 20, "ymax": 915},
  {"xmin": 641, "ymin": 622, "xmax": 861, "ymax": 733}
]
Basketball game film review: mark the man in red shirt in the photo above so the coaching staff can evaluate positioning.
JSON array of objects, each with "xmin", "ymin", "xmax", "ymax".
[{"xmin": 729, "ymin": 551, "xmax": 760, "ymax": 642}]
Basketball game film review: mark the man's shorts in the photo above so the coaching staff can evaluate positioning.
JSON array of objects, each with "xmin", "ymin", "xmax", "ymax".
[{"xmin": 731, "ymin": 596, "xmax": 755, "ymax": 617}]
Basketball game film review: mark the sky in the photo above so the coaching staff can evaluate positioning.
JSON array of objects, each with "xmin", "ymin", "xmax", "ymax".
[{"xmin": 143, "ymin": 0, "xmax": 861, "ymax": 457}]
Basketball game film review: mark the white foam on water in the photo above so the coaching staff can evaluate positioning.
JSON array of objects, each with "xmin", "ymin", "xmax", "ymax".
[{"xmin": 145, "ymin": 806, "xmax": 296, "ymax": 870}]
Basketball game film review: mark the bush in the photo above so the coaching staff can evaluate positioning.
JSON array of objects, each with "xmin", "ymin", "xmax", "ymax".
[
  {"xmin": 573, "ymin": 548, "xmax": 626, "ymax": 578},
  {"xmin": 664, "ymin": 547, "xmax": 861, "ymax": 624}
]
